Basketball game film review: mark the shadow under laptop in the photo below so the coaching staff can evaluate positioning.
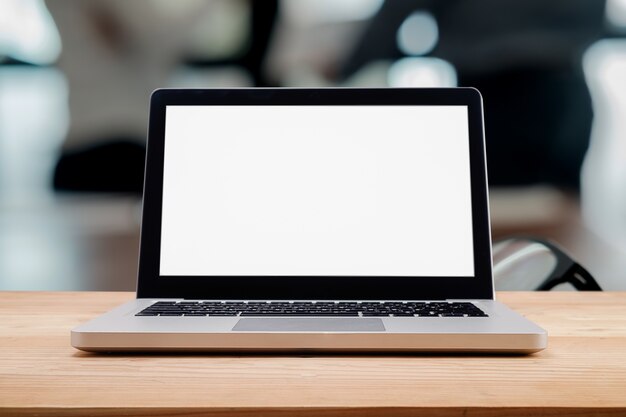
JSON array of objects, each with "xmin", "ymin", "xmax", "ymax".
[{"xmin": 71, "ymin": 350, "xmax": 539, "ymax": 358}]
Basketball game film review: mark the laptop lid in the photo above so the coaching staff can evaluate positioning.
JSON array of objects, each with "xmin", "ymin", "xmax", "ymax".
[{"xmin": 137, "ymin": 88, "xmax": 493, "ymax": 300}]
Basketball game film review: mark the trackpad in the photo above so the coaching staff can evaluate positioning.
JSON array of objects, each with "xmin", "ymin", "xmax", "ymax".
[{"xmin": 232, "ymin": 318, "xmax": 385, "ymax": 332}]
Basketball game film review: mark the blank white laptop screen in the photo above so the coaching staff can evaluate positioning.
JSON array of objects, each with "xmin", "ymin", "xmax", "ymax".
[{"xmin": 160, "ymin": 105, "xmax": 474, "ymax": 277}]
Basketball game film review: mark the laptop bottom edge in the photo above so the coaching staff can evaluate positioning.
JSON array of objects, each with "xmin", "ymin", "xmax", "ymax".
[{"xmin": 72, "ymin": 329, "xmax": 546, "ymax": 354}]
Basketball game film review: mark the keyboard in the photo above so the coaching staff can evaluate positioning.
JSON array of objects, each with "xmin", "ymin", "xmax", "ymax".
[{"xmin": 136, "ymin": 301, "xmax": 488, "ymax": 317}]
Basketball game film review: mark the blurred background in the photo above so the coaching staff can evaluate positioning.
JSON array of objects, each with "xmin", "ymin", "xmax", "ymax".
[{"xmin": 1, "ymin": 0, "xmax": 626, "ymax": 291}]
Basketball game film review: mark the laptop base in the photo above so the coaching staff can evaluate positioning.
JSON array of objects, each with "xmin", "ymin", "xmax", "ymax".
[{"xmin": 72, "ymin": 299, "xmax": 547, "ymax": 354}]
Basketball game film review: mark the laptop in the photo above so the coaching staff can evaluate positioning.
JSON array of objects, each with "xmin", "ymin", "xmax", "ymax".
[{"xmin": 72, "ymin": 88, "xmax": 547, "ymax": 353}]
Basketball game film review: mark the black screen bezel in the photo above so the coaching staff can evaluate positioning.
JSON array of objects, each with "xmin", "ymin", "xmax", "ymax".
[{"xmin": 137, "ymin": 88, "xmax": 494, "ymax": 300}]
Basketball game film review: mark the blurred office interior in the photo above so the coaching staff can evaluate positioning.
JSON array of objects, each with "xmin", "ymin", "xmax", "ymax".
[{"xmin": 1, "ymin": 0, "xmax": 626, "ymax": 291}]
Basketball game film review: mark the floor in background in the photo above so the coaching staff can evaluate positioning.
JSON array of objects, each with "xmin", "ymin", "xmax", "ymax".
[
  {"xmin": 0, "ymin": 195, "xmax": 140, "ymax": 291},
  {"xmin": 0, "ymin": 189, "xmax": 625, "ymax": 292}
]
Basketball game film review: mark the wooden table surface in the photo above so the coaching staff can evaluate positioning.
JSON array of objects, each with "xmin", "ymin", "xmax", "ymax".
[{"xmin": 1, "ymin": 291, "xmax": 625, "ymax": 417}]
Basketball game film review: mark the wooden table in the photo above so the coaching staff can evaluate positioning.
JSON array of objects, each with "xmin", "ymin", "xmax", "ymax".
[{"xmin": 1, "ymin": 292, "xmax": 625, "ymax": 416}]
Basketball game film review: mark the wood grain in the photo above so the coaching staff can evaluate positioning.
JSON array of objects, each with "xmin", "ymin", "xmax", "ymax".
[{"xmin": 1, "ymin": 291, "xmax": 625, "ymax": 417}]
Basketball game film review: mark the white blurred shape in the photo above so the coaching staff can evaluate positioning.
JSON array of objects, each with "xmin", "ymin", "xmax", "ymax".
[
  {"xmin": 282, "ymin": 0, "xmax": 384, "ymax": 26},
  {"xmin": 0, "ymin": 67, "xmax": 68, "ymax": 204},
  {"xmin": 0, "ymin": 0, "xmax": 61, "ymax": 65},
  {"xmin": 396, "ymin": 11, "xmax": 439, "ymax": 56},
  {"xmin": 581, "ymin": 39, "xmax": 626, "ymax": 251},
  {"xmin": 606, "ymin": 0, "xmax": 626, "ymax": 28},
  {"xmin": 388, "ymin": 57, "xmax": 457, "ymax": 87}
]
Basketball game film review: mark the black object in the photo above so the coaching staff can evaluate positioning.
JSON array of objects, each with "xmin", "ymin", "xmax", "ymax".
[
  {"xmin": 53, "ymin": 139, "xmax": 146, "ymax": 194},
  {"xmin": 137, "ymin": 88, "xmax": 494, "ymax": 301},
  {"xmin": 136, "ymin": 301, "xmax": 488, "ymax": 317}
]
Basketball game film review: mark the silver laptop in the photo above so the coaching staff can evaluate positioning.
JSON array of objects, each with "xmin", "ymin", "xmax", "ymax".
[{"xmin": 72, "ymin": 88, "xmax": 547, "ymax": 353}]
